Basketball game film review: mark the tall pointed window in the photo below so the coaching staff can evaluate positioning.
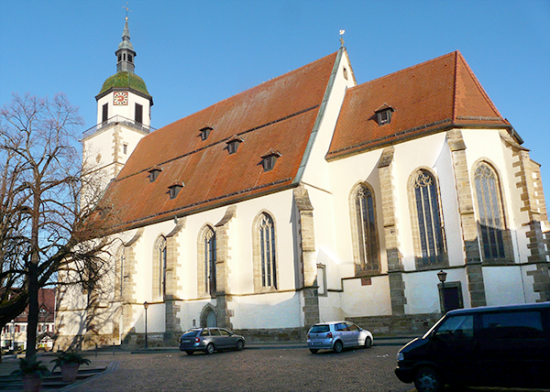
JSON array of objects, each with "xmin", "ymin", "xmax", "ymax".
[
  {"xmin": 412, "ymin": 169, "xmax": 446, "ymax": 267},
  {"xmin": 355, "ymin": 184, "xmax": 380, "ymax": 272},
  {"xmin": 474, "ymin": 163, "xmax": 506, "ymax": 262},
  {"xmin": 152, "ymin": 236, "xmax": 167, "ymax": 301},
  {"xmin": 204, "ymin": 227, "xmax": 217, "ymax": 296},
  {"xmin": 259, "ymin": 213, "xmax": 277, "ymax": 289}
]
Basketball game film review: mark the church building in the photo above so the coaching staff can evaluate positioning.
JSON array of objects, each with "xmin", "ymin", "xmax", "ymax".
[{"xmin": 55, "ymin": 18, "xmax": 550, "ymax": 349}]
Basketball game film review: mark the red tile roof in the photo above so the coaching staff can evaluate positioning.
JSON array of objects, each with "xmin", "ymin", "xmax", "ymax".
[
  {"xmin": 102, "ymin": 52, "xmax": 338, "ymax": 230},
  {"xmin": 327, "ymin": 51, "xmax": 511, "ymax": 160}
]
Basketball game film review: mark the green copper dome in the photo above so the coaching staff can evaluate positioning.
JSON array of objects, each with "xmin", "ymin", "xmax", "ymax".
[{"xmin": 99, "ymin": 71, "xmax": 150, "ymax": 96}]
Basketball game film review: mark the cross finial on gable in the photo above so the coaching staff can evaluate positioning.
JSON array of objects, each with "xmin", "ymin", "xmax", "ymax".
[
  {"xmin": 123, "ymin": 3, "xmax": 132, "ymax": 20},
  {"xmin": 339, "ymin": 30, "xmax": 345, "ymax": 47}
]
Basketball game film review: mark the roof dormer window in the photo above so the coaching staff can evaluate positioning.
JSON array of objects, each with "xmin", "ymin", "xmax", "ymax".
[
  {"xmin": 148, "ymin": 166, "xmax": 163, "ymax": 182},
  {"xmin": 200, "ymin": 126, "xmax": 213, "ymax": 141},
  {"xmin": 168, "ymin": 181, "xmax": 184, "ymax": 199},
  {"xmin": 226, "ymin": 135, "xmax": 244, "ymax": 154},
  {"xmin": 374, "ymin": 104, "xmax": 395, "ymax": 126},
  {"xmin": 261, "ymin": 149, "xmax": 282, "ymax": 172}
]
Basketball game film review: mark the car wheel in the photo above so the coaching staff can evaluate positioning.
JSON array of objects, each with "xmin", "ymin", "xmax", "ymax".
[
  {"xmin": 364, "ymin": 336, "xmax": 373, "ymax": 349},
  {"xmin": 236, "ymin": 340, "xmax": 244, "ymax": 351},
  {"xmin": 414, "ymin": 367, "xmax": 443, "ymax": 392},
  {"xmin": 333, "ymin": 340, "xmax": 343, "ymax": 353},
  {"xmin": 185, "ymin": 350, "xmax": 194, "ymax": 355},
  {"xmin": 205, "ymin": 343, "xmax": 215, "ymax": 355},
  {"xmin": 309, "ymin": 349, "xmax": 318, "ymax": 354}
]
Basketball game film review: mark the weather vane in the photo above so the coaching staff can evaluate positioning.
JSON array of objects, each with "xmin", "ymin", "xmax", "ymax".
[
  {"xmin": 123, "ymin": 3, "xmax": 132, "ymax": 20},
  {"xmin": 339, "ymin": 30, "xmax": 345, "ymax": 46}
]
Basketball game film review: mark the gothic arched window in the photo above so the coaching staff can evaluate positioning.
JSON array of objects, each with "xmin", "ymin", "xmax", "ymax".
[
  {"xmin": 355, "ymin": 184, "xmax": 380, "ymax": 272},
  {"xmin": 412, "ymin": 169, "xmax": 446, "ymax": 266},
  {"xmin": 474, "ymin": 162, "xmax": 506, "ymax": 262},
  {"xmin": 153, "ymin": 236, "xmax": 167, "ymax": 301},
  {"xmin": 253, "ymin": 212, "xmax": 278, "ymax": 292},
  {"xmin": 204, "ymin": 227, "xmax": 217, "ymax": 296}
]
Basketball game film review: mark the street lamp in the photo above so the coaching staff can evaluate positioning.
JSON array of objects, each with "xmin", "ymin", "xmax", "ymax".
[
  {"xmin": 437, "ymin": 270, "xmax": 447, "ymax": 314},
  {"xmin": 143, "ymin": 301, "xmax": 148, "ymax": 349}
]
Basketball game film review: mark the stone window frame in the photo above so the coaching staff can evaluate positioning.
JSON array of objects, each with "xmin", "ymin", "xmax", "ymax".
[
  {"xmin": 152, "ymin": 235, "xmax": 167, "ymax": 302},
  {"xmin": 197, "ymin": 224, "xmax": 217, "ymax": 298},
  {"xmin": 471, "ymin": 159, "xmax": 514, "ymax": 264},
  {"xmin": 348, "ymin": 181, "xmax": 381, "ymax": 276},
  {"xmin": 407, "ymin": 167, "xmax": 449, "ymax": 270},
  {"xmin": 252, "ymin": 211, "xmax": 279, "ymax": 293}
]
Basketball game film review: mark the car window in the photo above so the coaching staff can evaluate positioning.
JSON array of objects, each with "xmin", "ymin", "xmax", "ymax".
[
  {"xmin": 336, "ymin": 323, "xmax": 350, "ymax": 332},
  {"xmin": 481, "ymin": 311, "xmax": 544, "ymax": 339},
  {"xmin": 435, "ymin": 315, "xmax": 474, "ymax": 340},
  {"xmin": 309, "ymin": 325, "xmax": 330, "ymax": 333},
  {"xmin": 347, "ymin": 323, "xmax": 359, "ymax": 332},
  {"xmin": 210, "ymin": 328, "xmax": 221, "ymax": 336},
  {"xmin": 200, "ymin": 329, "xmax": 210, "ymax": 337},
  {"xmin": 182, "ymin": 330, "xmax": 200, "ymax": 337},
  {"xmin": 220, "ymin": 329, "xmax": 231, "ymax": 336}
]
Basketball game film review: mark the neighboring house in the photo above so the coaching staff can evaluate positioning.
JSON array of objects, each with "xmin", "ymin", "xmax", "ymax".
[
  {"xmin": 55, "ymin": 18, "xmax": 550, "ymax": 350},
  {"xmin": 1, "ymin": 289, "xmax": 56, "ymax": 351}
]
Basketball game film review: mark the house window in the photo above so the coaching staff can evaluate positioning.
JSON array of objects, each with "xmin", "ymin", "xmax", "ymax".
[
  {"xmin": 135, "ymin": 103, "xmax": 143, "ymax": 124},
  {"xmin": 411, "ymin": 169, "xmax": 446, "ymax": 267},
  {"xmin": 259, "ymin": 213, "xmax": 277, "ymax": 289},
  {"xmin": 148, "ymin": 167, "xmax": 162, "ymax": 182},
  {"xmin": 261, "ymin": 150, "xmax": 281, "ymax": 172},
  {"xmin": 102, "ymin": 103, "xmax": 108, "ymax": 123},
  {"xmin": 204, "ymin": 227, "xmax": 217, "ymax": 296},
  {"xmin": 354, "ymin": 184, "xmax": 380, "ymax": 273},
  {"xmin": 374, "ymin": 104, "xmax": 395, "ymax": 126},
  {"xmin": 123, "ymin": 143, "xmax": 128, "ymax": 154},
  {"xmin": 200, "ymin": 127, "xmax": 213, "ymax": 141},
  {"xmin": 474, "ymin": 162, "xmax": 507, "ymax": 262},
  {"xmin": 226, "ymin": 136, "xmax": 243, "ymax": 154},
  {"xmin": 168, "ymin": 182, "xmax": 184, "ymax": 199}
]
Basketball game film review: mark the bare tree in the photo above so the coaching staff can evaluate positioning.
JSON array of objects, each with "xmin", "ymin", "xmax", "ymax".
[{"xmin": 0, "ymin": 93, "xmax": 116, "ymax": 361}]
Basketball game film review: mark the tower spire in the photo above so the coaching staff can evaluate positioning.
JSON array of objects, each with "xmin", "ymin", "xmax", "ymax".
[{"xmin": 116, "ymin": 15, "xmax": 136, "ymax": 73}]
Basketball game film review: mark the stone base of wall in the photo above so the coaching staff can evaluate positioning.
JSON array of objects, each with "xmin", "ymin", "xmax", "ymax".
[
  {"xmin": 347, "ymin": 313, "xmax": 442, "ymax": 337},
  {"xmin": 54, "ymin": 333, "xmax": 119, "ymax": 352},
  {"xmin": 233, "ymin": 327, "xmax": 306, "ymax": 343},
  {"xmin": 122, "ymin": 333, "xmax": 165, "ymax": 350}
]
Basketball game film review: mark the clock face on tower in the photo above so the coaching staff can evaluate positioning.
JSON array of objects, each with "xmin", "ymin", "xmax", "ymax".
[{"xmin": 113, "ymin": 91, "xmax": 128, "ymax": 105}]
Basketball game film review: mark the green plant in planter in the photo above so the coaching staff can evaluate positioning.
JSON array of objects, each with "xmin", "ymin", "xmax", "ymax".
[
  {"xmin": 51, "ymin": 351, "xmax": 91, "ymax": 371},
  {"xmin": 51, "ymin": 351, "xmax": 91, "ymax": 383},
  {"xmin": 11, "ymin": 359, "xmax": 50, "ymax": 392},
  {"xmin": 11, "ymin": 358, "xmax": 50, "ymax": 378}
]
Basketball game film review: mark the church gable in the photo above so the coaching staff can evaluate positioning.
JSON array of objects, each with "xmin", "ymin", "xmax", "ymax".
[
  {"xmin": 327, "ymin": 51, "xmax": 512, "ymax": 160},
  {"xmin": 102, "ymin": 52, "xmax": 338, "ymax": 230}
]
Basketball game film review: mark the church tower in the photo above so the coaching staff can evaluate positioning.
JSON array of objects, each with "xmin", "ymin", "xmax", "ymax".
[{"xmin": 82, "ymin": 16, "xmax": 153, "ymax": 187}]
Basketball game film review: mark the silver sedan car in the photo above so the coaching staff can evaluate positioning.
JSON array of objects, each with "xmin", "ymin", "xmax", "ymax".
[
  {"xmin": 307, "ymin": 321, "xmax": 373, "ymax": 354},
  {"xmin": 179, "ymin": 327, "xmax": 245, "ymax": 355}
]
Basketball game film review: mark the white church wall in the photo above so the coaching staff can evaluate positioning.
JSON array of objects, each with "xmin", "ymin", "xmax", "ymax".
[
  {"xmin": 231, "ymin": 292, "xmax": 302, "ymax": 329},
  {"xmin": 300, "ymin": 50, "xmax": 356, "ymax": 190},
  {"xmin": 133, "ymin": 302, "xmax": 165, "ymax": 333},
  {"xmin": 339, "ymin": 275, "xmax": 392, "ymax": 317},
  {"xmin": 483, "ymin": 265, "xmax": 537, "ymax": 306}
]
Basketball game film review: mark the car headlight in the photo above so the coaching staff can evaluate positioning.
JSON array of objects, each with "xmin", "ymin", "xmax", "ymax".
[{"xmin": 396, "ymin": 352, "xmax": 405, "ymax": 362}]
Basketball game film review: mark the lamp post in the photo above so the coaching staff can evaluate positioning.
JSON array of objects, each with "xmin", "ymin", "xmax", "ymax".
[
  {"xmin": 143, "ymin": 301, "xmax": 148, "ymax": 349},
  {"xmin": 437, "ymin": 270, "xmax": 447, "ymax": 314}
]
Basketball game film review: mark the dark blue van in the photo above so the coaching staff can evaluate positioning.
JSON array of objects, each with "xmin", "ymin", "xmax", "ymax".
[{"xmin": 395, "ymin": 302, "xmax": 550, "ymax": 392}]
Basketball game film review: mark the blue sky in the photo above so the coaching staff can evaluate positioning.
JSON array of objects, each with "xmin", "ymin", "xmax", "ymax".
[{"xmin": 1, "ymin": 0, "xmax": 549, "ymax": 190}]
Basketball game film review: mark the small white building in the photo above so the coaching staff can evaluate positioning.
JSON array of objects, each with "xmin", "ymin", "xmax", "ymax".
[{"xmin": 55, "ymin": 18, "xmax": 550, "ymax": 349}]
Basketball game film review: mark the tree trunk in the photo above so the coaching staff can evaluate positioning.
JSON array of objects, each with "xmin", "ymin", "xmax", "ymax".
[{"xmin": 26, "ymin": 263, "xmax": 39, "ymax": 361}]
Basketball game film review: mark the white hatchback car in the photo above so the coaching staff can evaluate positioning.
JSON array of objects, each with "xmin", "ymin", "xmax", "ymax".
[{"xmin": 307, "ymin": 321, "xmax": 373, "ymax": 354}]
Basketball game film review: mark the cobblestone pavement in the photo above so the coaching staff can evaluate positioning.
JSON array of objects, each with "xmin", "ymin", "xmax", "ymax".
[{"xmin": 56, "ymin": 346, "xmax": 409, "ymax": 392}]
